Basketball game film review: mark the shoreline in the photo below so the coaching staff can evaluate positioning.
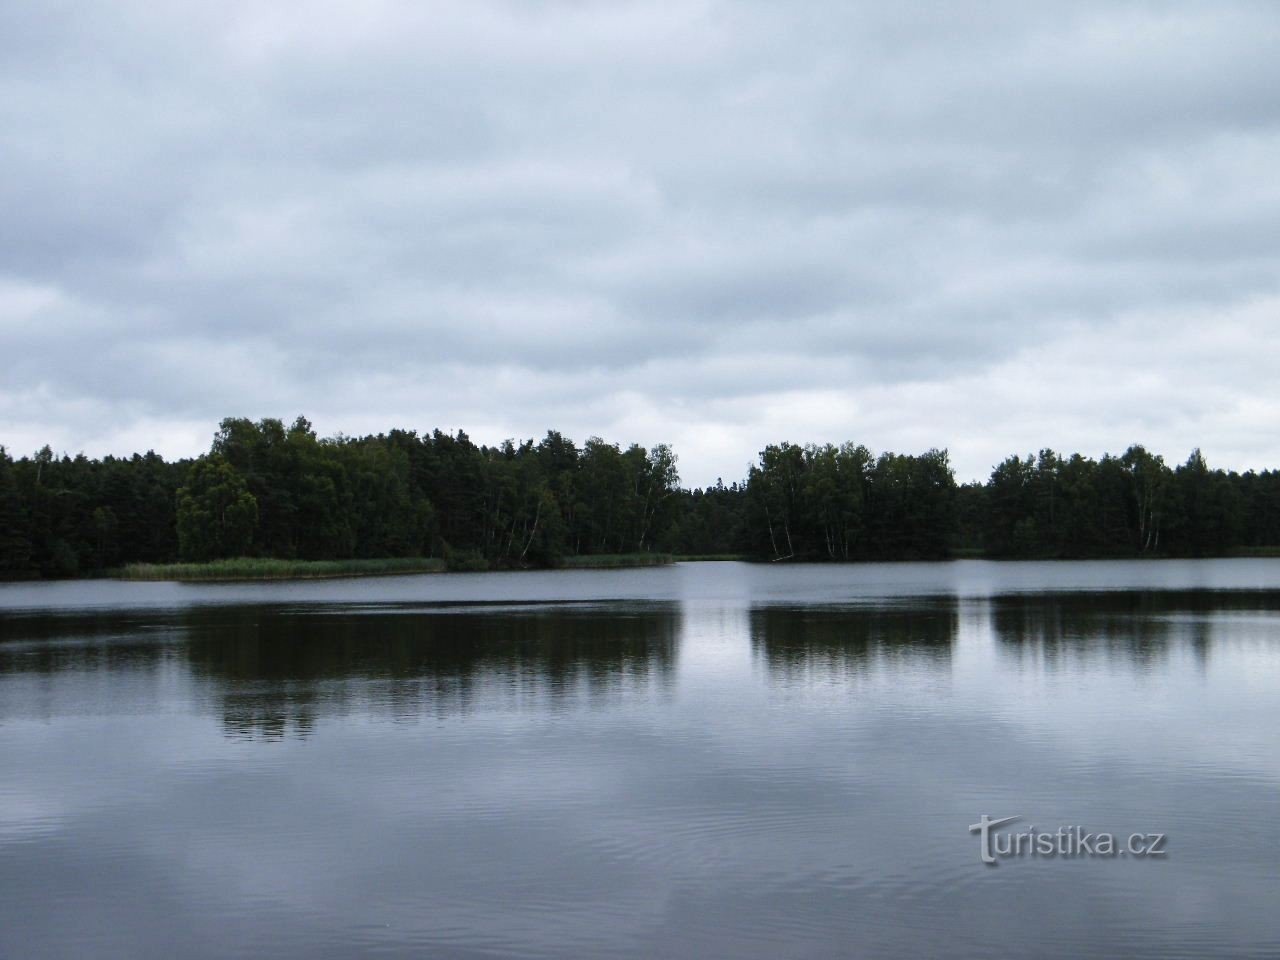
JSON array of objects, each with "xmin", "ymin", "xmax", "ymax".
[
  {"xmin": 107, "ymin": 554, "xmax": 676, "ymax": 583},
  {"xmin": 8, "ymin": 550, "xmax": 1277, "ymax": 584}
]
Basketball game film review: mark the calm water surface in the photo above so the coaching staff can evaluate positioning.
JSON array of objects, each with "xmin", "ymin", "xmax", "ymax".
[{"xmin": 2, "ymin": 560, "xmax": 1279, "ymax": 959}]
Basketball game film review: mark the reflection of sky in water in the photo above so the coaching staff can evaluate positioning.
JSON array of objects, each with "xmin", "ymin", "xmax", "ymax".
[{"xmin": 2, "ymin": 561, "xmax": 1280, "ymax": 959}]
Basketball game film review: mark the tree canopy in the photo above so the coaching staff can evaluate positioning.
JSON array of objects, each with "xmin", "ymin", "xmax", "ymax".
[{"xmin": 1, "ymin": 419, "xmax": 1278, "ymax": 579}]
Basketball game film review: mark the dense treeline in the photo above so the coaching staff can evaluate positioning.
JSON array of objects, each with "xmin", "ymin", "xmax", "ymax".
[
  {"xmin": 959, "ymin": 447, "xmax": 1280, "ymax": 559},
  {"xmin": 742, "ymin": 443, "xmax": 955, "ymax": 561},
  {"xmin": 0, "ymin": 417, "xmax": 682, "ymax": 578},
  {"xmin": 747, "ymin": 442, "xmax": 1280, "ymax": 561},
  {"xmin": 2, "ymin": 417, "xmax": 1279, "ymax": 579}
]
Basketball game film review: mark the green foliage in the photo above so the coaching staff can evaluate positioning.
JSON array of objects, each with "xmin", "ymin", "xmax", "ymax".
[
  {"xmin": 4, "ymin": 419, "xmax": 1280, "ymax": 579},
  {"xmin": 743, "ymin": 442, "xmax": 953, "ymax": 561},
  {"xmin": 1, "ymin": 445, "xmax": 184, "ymax": 578},
  {"xmin": 443, "ymin": 549, "xmax": 491, "ymax": 572},
  {"xmin": 560, "ymin": 553, "xmax": 674, "ymax": 568},
  {"xmin": 0, "ymin": 447, "xmax": 33, "ymax": 577},
  {"xmin": 176, "ymin": 456, "xmax": 259, "ymax": 560},
  {"xmin": 976, "ymin": 445, "xmax": 1257, "ymax": 559}
]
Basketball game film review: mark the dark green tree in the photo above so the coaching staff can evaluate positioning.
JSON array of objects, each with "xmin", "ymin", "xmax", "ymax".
[{"xmin": 176, "ymin": 456, "xmax": 259, "ymax": 560}]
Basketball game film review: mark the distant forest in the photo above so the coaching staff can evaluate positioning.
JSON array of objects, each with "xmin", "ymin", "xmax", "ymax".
[{"xmin": 2, "ymin": 416, "xmax": 1280, "ymax": 578}]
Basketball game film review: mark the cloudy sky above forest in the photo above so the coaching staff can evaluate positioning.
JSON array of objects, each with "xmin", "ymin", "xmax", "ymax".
[{"xmin": 3, "ymin": 1, "xmax": 1279, "ymax": 485}]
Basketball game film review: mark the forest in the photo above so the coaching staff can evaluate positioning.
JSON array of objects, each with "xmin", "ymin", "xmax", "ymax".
[{"xmin": 1, "ymin": 416, "xmax": 1279, "ymax": 578}]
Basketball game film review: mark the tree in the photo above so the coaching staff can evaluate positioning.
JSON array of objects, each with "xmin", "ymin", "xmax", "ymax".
[
  {"xmin": 0, "ymin": 447, "xmax": 32, "ymax": 576},
  {"xmin": 1120, "ymin": 445, "xmax": 1169, "ymax": 554},
  {"xmin": 176, "ymin": 456, "xmax": 259, "ymax": 560},
  {"xmin": 634, "ymin": 443, "xmax": 679, "ymax": 552},
  {"xmin": 8, "ymin": 418, "xmax": 1280, "ymax": 580}
]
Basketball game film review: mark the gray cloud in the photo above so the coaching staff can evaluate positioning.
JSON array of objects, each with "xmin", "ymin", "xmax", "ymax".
[{"xmin": 2, "ymin": 0, "xmax": 1279, "ymax": 484}]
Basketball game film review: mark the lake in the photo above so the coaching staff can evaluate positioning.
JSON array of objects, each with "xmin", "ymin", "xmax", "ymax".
[{"xmin": 2, "ymin": 559, "xmax": 1279, "ymax": 959}]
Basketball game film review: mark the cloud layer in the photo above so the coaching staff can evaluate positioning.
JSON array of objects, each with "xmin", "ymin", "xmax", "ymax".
[{"xmin": 3, "ymin": 1, "xmax": 1279, "ymax": 484}]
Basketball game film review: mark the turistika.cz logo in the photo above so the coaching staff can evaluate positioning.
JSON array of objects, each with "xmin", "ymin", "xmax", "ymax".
[{"xmin": 969, "ymin": 815, "xmax": 1168, "ymax": 865}]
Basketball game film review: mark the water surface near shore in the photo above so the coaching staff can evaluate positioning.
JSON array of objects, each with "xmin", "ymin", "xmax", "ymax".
[{"xmin": 2, "ymin": 560, "xmax": 1279, "ymax": 958}]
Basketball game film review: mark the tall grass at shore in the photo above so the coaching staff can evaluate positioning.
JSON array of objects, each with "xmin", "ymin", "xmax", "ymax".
[
  {"xmin": 113, "ymin": 553, "xmax": 675, "ymax": 581},
  {"xmin": 113, "ymin": 557, "xmax": 447, "ymax": 582},
  {"xmin": 558, "ymin": 553, "xmax": 674, "ymax": 569}
]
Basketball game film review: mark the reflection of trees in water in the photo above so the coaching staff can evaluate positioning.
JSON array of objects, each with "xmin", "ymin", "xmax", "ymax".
[
  {"xmin": 991, "ymin": 591, "xmax": 1280, "ymax": 670},
  {"xmin": 0, "ymin": 610, "xmax": 184, "ymax": 676},
  {"xmin": 0, "ymin": 603, "xmax": 679, "ymax": 739},
  {"xmin": 183, "ymin": 603, "xmax": 680, "ymax": 739},
  {"xmin": 750, "ymin": 602, "xmax": 956, "ymax": 682}
]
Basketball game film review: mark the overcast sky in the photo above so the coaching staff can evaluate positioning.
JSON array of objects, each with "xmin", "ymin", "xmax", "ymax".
[{"xmin": 2, "ymin": 1, "xmax": 1278, "ymax": 486}]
